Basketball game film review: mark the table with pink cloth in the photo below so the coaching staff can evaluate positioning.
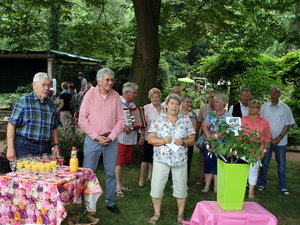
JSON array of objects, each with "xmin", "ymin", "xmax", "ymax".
[
  {"xmin": 0, "ymin": 166, "xmax": 102, "ymax": 225},
  {"xmin": 183, "ymin": 201, "xmax": 278, "ymax": 225}
]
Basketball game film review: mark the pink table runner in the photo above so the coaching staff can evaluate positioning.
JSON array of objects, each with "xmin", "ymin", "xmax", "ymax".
[
  {"xmin": 0, "ymin": 166, "xmax": 102, "ymax": 225},
  {"xmin": 183, "ymin": 201, "xmax": 277, "ymax": 225}
]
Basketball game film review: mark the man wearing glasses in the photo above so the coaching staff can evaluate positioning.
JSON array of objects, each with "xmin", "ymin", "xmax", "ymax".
[
  {"xmin": 6, "ymin": 72, "xmax": 60, "ymax": 160},
  {"xmin": 79, "ymin": 68, "xmax": 125, "ymax": 214},
  {"xmin": 115, "ymin": 82, "xmax": 139, "ymax": 197}
]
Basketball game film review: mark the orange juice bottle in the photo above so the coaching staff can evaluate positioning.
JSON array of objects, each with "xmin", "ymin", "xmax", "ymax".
[{"xmin": 69, "ymin": 147, "xmax": 79, "ymax": 172}]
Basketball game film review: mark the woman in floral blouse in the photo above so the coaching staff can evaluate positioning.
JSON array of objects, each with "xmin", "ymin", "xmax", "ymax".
[{"xmin": 147, "ymin": 94, "xmax": 195, "ymax": 224}]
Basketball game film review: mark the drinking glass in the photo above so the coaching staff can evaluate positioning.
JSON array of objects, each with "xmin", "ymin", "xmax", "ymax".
[
  {"xmin": 32, "ymin": 164, "xmax": 38, "ymax": 174},
  {"xmin": 57, "ymin": 156, "xmax": 65, "ymax": 167},
  {"xmin": 17, "ymin": 162, "xmax": 23, "ymax": 172},
  {"xmin": 9, "ymin": 160, "xmax": 16, "ymax": 172},
  {"xmin": 25, "ymin": 164, "xmax": 31, "ymax": 173},
  {"xmin": 38, "ymin": 164, "xmax": 46, "ymax": 174}
]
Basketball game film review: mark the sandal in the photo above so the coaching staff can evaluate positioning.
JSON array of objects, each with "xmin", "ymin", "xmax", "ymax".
[
  {"xmin": 149, "ymin": 214, "xmax": 160, "ymax": 224},
  {"xmin": 122, "ymin": 186, "xmax": 132, "ymax": 192},
  {"xmin": 177, "ymin": 215, "xmax": 185, "ymax": 224},
  {"xmin": 115, "ymin": 189, "xmax": 126, "ymax": 197},
  {"xmin": 202, "ymin": 186, "xmax": 210, "ymax": 193},
  {"xmin": 195, "ymin": 178, "xmax": 204, "ymax": 185},
  {"xmin": 214, "ymin": 186, "xmax": 217, "ymax": 193}
]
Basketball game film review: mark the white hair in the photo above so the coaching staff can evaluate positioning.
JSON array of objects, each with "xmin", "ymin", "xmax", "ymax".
[
  {"xmin": 213, "ymin": 94, "xmax": 227, "ymax": 105},
  {"xmin": 165, "ymin": 93, "xmax": 181, "ymax": 105},
  {"xmin": 122, "ymin": 82, "xmax": 138, "ymax": 94},
  {"xmin": 33, "ymin": 72, "xmax": 49, "ymax": 83},
  {"xmin": 96, "ymin": 68, "xmax": 114, "ymax": 81}
]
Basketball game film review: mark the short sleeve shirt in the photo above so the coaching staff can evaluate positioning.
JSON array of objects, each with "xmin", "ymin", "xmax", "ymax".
[
  {"xmin": 60, "ymin": 91, "xmax": 72, "ymax": 111},
  {"xmin": 9, "ymin": 92, "xmax": 59, "ymax": 141},
  {"xmin": 197, "ymin": 104, "xmax": 212, "ymax": 123},
  {"xmin": 148, "ymin": 113, "xmax": 196, "ymax": 167},
  {"xmin": 117, "ymin": 96, "xmax": 137, "ymax": 145},
  {"xmin": 260, "ymin": 102, "xmax": 295, "ymax": 146}
]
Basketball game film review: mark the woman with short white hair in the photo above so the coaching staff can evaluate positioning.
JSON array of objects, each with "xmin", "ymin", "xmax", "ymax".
[{"xmin": 148, "ymin": 94, "xmax": 195, "ymax": 224}]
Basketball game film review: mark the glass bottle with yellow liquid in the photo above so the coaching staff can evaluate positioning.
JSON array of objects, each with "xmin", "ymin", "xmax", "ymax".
[{"xmin": 69, "ymin": 147, "xmax": 79, "ymax": 172}]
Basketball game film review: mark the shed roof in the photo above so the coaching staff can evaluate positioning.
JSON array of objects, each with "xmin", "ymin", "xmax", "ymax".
[{"xmin": 0, "ymin": 49, "xmax": 101, "ymax": 66}]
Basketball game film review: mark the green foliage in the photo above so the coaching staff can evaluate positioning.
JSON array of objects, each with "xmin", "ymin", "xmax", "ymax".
[
  {"xmin": 201, "ymin": 0, "xmax": 296, "ymax": 55},
  {"xmin": 198, "ymin": 51, "xmax": 282, "ymax": 103},
  {"xmin": 206, "ymin": 112, "xmax": 270, "ymax": 164},
  {"xmin": 288, "ymin": 124, "xmax": 300, "ymax": 145},
  {"xmin": 278, "ymin": 50, "xmax": 300, "ymax": 125},
  {"xmin": 0, "ymin": 84, "xmax": 31, "ymax": 108},
  {"xmin": 57, "ymin": 118, "xmax": 85, "ymax": 158},
  {"xmin": 180, "ymin": 83, "xmax": 207, "ymax": 109},
  {"xmin": 15, "ymin": 84, "xmax": 32, "ymax": 93}
]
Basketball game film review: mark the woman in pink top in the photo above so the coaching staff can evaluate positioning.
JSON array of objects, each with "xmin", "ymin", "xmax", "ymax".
[
  {"xmin": 242, "ymin": 99, "xmax": 271, "ymax": 199},
  {"xmin": 138, "ymin": 88, "xmax": 165, "ymax": 188}
]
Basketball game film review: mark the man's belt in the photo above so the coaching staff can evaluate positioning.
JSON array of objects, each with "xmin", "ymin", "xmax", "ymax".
[
  {"xmin": 102, "ymin": 133, "xmax": 111, "ymax": 137},
  {"xmin": 18, "ymin": 135, "xmax": 51, "ymax": 145}
]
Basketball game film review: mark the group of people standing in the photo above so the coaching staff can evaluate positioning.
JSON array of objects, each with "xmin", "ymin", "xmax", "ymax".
[
  {"xmin": 196, "ymin": 88, "xmax": 295, "ymax": 200},
  {"xmin": 5, "ymin": 68, "xmax": 295, "ymax": 224}
]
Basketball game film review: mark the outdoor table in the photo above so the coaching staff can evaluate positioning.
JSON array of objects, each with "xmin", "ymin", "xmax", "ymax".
[
  {"xmin": 0, "ymin": 166, "xmax": 102, "ymax": 225},
  {"xmin": 183, "ymin": 201, "xmax": 278, "ymax": 225}
]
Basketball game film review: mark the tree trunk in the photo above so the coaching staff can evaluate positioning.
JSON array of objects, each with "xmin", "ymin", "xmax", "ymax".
[{"xmin": 129, "ymin": 0, "xmax": 161, "ymax": 106}]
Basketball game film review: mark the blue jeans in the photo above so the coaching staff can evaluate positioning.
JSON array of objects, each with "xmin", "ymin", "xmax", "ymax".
[
  {"xmin": 14, "ymin": 135, "xmax": 51, "ymax": 158},
  {"xmin": 83, "ymin": 135, "xmax": 118, "ymax": 207},
  {"xmin": 258, "ymin": 144, "xmax": 287, "ymax": 190}
]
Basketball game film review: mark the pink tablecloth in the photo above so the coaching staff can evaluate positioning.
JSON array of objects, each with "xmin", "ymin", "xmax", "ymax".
[
  {"xmin": 0, "ymin": 166, "xmax": 102, "ymax": 225},
  {"xmin": 183, "ymin": 201, "xmax": 278, "ymax": 225}
]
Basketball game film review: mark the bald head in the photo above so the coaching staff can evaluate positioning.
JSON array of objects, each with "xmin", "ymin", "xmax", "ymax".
[
  {"xmin": 171, "ymin": 86, "xmax": 181, "ymax": 96},
  {"xmin": 270, "ymin": 86, "xmax": 281, "ymax": 105}
]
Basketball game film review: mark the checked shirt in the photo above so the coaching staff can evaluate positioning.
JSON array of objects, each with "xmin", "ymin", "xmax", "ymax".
[{"xmin": 9, "ymin": 92, "xmax": 60, "ymax": 142}]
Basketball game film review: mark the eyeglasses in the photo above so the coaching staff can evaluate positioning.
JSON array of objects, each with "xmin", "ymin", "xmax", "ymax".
[
  {"xmin": 249, "ymin": 106, "xmax": 260, "ymax": 109},
  {"xmin": 36, "ymin": 83, "xmax": 51, "ymax": 88},
  {"xmin": 103, "ymin": 78, "xmax": 114, "ymax": 82},
  {"xmin": 129, "ymin": 91, "xmax": 137, "ymax": 95}
]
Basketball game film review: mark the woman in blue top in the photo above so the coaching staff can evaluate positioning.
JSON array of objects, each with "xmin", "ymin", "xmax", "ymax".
[{"xmin": 201, "ymin": 94, "xmax": 230, "ymax": 193}]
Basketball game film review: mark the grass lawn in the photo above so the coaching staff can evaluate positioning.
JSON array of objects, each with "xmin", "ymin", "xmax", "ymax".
[{"xmin": 63, "ymin": 151, "xmax": 300, "ymax": 225}]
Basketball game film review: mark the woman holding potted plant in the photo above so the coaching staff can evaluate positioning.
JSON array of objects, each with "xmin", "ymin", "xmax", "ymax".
[
  {"xmin": 241, "ymin": 99, "xmax": 271, "ymax": 199},
  {"xmin": 201, "ymin": 94, "xmax": 230, "ymax": 193}
]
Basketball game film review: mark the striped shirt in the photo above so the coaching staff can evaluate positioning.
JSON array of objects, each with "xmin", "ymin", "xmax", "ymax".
[
  {"xmin": 81, "ymin": 78, "xmax": 88, "ymax": 92},
  {"xmin": 117, "ymin": 96, "xmax": 137, "ymax": 145},
  {"xmin": 9, "ymin": 92, "xmax": 60, "ymax": 142}
]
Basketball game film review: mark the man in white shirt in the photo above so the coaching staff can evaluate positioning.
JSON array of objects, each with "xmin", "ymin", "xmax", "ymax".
[
  {"xmin": 116, "ymin": 82, "xmax": 138, "ymax": 197},
  {"xmin": 258, "ymin": 86, "xmax": 295, "ymax": 195},
  {"xmin": 228, "ymin": 88, "xmax": 251, "ymax": 118}
]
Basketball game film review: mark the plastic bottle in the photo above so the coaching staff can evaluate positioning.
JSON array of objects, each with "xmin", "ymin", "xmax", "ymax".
[{"xmin": 69, "ymin": 147, "xmax": 79, "ymax": 172}]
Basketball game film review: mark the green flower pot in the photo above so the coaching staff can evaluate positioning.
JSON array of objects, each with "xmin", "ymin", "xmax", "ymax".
[{"xmin": 217, "ymin": 158, "xmax": 250, "ymax": 210}]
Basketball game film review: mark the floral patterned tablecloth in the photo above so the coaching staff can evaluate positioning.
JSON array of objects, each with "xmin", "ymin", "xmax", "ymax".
[{"xmin": 0, "ymin": 166, "xmax": 102, "ymax": 225}]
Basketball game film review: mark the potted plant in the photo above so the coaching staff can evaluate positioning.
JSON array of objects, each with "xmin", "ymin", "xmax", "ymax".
[
  {"xmin": 67, "ymin": 201, "xmax": 99, "ymax": 225},
  {"xmin": 58, "ymin": 118, "xmax": 85, "ymax": 166},
  {"xmin": 206, "ymin": 114, "xmax": 270, "ymax": 210}
]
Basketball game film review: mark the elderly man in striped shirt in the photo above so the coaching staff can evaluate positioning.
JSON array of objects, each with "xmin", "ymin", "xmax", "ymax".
[
  {"xmin": 115, "ymin": 82, "xmax": 139, "ymax": 198},
  {"xmin": 79, "ymin": 68, "xmax": 125, "ymax": 214}
]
